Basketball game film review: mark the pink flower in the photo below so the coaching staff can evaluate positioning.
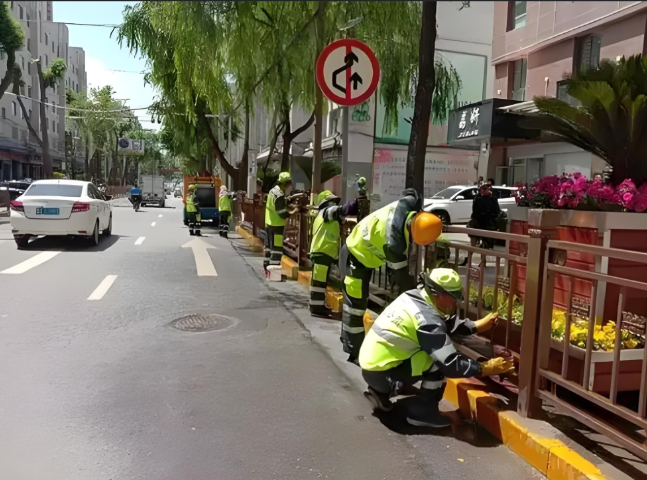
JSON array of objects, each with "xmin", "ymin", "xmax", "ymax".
[{"xmin": 634, "ymin": 194, "xmax": 647, "ymax": 213}]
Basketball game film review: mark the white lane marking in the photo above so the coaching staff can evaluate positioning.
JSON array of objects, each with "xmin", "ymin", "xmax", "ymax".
[
  {"xmin": 1, "ymin": 251, "xmax": 61, "ymax": 274},
  {"xmin": 158, "ymin": 214, "xmax": 163, "ymax": 218},
  {"xmin": 135, "ymin": 237, "xmax": 146, "ymax": 245},
  {"xmin": 151, "ymin": 222, "xmax": 156, "ymax": 227},
  {"xmin": 88, "ymin": 275, "xmax": 118, "ymax": 301},
  {"xmin": 182, "ymin": 238, "xmax": 217, "ymax": 276}
]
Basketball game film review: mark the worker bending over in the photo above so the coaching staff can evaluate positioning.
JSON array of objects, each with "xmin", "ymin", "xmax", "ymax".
[
  {"xmin": 264, "ymin": 172, "xmax": 293, "ymax": 269},
  {"xmin": 219, "ymin": 185, "xmax": 233, "ymax": 238},
  {"xmin": 360, "ymin": 268, "xmax": 514, "ymax": 427},
  {"xmin": 340, "ymin": 189, "xmax": 441, "ymax": 364},
  {"xmin": 186, "ymin": 184, "xmax": 202, "ymax": 237},
  {"xmin": 309, "ymin": 190, "xmax": 359, "ymax": 318}
]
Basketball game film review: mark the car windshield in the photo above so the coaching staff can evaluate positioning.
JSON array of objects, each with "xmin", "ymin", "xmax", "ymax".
[
  {"xmin": 24, "ymin": 184, "xmax": 83, "ymax": 197},
  {"xmin": 429, "ymin": 187, "xmax": 463, "ymax": 199}
]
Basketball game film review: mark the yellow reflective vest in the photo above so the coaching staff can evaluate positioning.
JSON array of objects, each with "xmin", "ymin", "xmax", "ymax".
[
  {"xmin": 186, "ymin": 193, "xmax": 199, "ymax": 213},
  {"xmin": 310, "ymin": 205, "xmax": 341, "ymax": 260},
  {"xmin": 219, "ymin": 194, "xmax": 233, "ymax": 213},
  {"xmin": 265, "ymin": 185, "xmax": 288, "ymax": 227}
]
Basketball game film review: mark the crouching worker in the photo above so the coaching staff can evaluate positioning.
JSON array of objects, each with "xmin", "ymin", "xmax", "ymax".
[{"xmin": 359, "ymin": 268, "xmax": 514, "ymax": 427}]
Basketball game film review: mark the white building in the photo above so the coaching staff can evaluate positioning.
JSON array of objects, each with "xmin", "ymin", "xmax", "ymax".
[{"xmin": 0, "ymin": 1, "xmax": 87, "ymax": 181}]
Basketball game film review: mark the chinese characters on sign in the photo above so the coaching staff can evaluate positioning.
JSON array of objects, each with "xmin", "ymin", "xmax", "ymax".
[{"xmin": 457, "ymin": 107, "xmax": 480, "ymax": 139}]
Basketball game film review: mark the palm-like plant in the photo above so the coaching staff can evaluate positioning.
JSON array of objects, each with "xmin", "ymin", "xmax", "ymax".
[{"xmin": 528, "ymin": 55, "xmax": 647, "ymax": 185}]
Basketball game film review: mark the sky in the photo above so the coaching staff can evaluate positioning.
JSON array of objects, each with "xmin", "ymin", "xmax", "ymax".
[{"xmin": 53, "ymin": 1, "xmax": 160, "ymax": 131}]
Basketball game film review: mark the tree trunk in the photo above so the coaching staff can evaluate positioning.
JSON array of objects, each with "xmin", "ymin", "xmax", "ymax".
[
  {"xmin": 280, "ymin": 114, "xmax": 291, "ymax": 173},
  {"xmin": 36, "ymin": 62, "xmax": 53, "ymax": 178},
  {"xmin": 196, "ymin": 110, "xmax": 239, "ymax": 188},
  {"xmin": 0, "ymin": 51, "xmax": 16, "ymax": 100},
  {"xmin": 405, "ymin": 1, "xmax": 437, "ymax": 195},
  {"xmin": 311, "ymin": 1, "xmax": 327, "ymax": 197},
  {"xmin": 238, "ymin": 99, "xmax": 251, "ymax": 192}
]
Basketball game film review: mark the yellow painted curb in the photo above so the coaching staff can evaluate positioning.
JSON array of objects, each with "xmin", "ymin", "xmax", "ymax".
[
  {"xmin": 442, "ymin": 379, "xmax": 608, "ymax": 480},
  {"xmin": 236, "ymin": 226, "xmax": 264, "ymax": 252},
  {"xmin": 298, "ymin": 270, "xmax": 311, "ymax": 287},
  {"xmin": 281, "ymin": 256, "xmax": 299, "ymax": 280}
]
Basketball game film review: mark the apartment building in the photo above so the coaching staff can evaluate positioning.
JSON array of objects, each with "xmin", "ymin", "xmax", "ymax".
[
  {"xmin": 447, "ymin": 1, "xmax": 646, "ymax": 186},
  {"xmin": 0, "ymin": 1, "xmax": 87, "ymax": 182}
]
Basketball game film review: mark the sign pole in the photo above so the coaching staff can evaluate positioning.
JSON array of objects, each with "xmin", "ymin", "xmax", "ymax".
[{"xmin": 341, "ymin": 106, "xmax": 350, "ymax": 203}]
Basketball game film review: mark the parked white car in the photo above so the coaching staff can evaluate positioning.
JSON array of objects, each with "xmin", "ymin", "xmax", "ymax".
[
  {"xmin": 10, "ymin": 179, "xmax": 113, "ymax": 249},
  {"xmin": 423, "ymin": 185, "xmax": 517, "ymax": 225}
]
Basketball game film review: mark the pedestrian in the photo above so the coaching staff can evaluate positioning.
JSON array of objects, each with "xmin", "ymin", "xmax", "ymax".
[
  {"xmin": 360, "ymin": 268, "xmax": 513, "ymax": 427},
  {"xmin": 487, "ymin": 178, "xmax": 495, "ymax": 186},
  {"xmin": 340, "ymin": 188, "xmax": 442, "ymax": 365},
  {"xmin": 478, "ymin": 176, "xmax": 484, "ymax": 186},
  {"xmin": 218, "ymin": 185, "xmax": 233, "ymax": 238},
  {"xmin": 264, "ymin": 172, "xmax": 293, "ymax": 270},
  {"xmin": 467, "ymin": 183, "xmax": 500, "ymax": 249},
  {"xmin": 309, "ymin": 190, "xmax": 358, "ymax": 318},
  {"xmin": 186, "ymin": 184, "xmax": 202, "ymax": 236}
]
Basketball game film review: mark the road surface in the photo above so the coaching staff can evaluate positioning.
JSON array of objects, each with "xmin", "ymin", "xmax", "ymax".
[{"xmin": 0, "ymin": 196, "xmax": 538, "ymax": 479}]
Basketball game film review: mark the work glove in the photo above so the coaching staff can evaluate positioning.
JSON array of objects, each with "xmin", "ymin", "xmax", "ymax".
[{"xmin": 479, "ymin": 357, "xmax": 515, "ymax": 377}]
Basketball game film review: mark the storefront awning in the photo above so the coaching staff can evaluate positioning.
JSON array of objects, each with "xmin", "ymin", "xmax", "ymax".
[{"xmin": 447, "ymin": 98, "xmax": 541, "ymax": 147}]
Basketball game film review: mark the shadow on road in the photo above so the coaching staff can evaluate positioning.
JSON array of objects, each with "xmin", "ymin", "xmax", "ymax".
[{"xmin": 23, "ymin": 234, "xmax": 125, "ymax": 252}]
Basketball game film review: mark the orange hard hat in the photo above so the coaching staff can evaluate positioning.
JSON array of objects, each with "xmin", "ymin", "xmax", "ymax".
[{"xmin": 411, "ymin": 212, "xmax": 443, "ymax": 246}]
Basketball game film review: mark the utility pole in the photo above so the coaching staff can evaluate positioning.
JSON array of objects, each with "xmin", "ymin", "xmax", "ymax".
[{"xmin": 311, "ymin": 1, "xmax": 327, "ymax": 202}]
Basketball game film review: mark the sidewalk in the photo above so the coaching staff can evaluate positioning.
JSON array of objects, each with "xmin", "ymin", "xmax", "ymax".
[{"xmin": 230, "ymin": 232, "xmax": 639, "ymax": 480}]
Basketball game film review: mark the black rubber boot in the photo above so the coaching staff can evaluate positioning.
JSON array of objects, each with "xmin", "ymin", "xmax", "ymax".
[
  {"xmin": 406, "ymin": 390, "xmax": 450, "ymax": 428},
  {"xmin": 363, "ymin": 387, "xmax": 394, "ymax": 412}
]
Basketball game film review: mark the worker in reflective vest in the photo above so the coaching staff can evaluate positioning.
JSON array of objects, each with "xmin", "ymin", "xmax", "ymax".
[
  {"xmin": 219, "ymin": 185, "xmax": 233, "ymax": 238},
  {"xmin": 360, "ymin": 268, "xmax": 513, "ymax": 427},
  {"xmin": 264, "ymin": 172, "xmax": 293, "ymax": 269},
  {"xmin": 339, "ymin": 189, "xmax": 443, "ymax": 364},
  {"xmin": 186, "ymin": 184, "xmax": 202, "ymax": 237},
  {"xmin": 308, "ymin": 190, "xmax": 359, "ymax": 318}
]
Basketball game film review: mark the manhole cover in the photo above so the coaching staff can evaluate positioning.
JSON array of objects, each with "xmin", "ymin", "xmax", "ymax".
[{"xmin": 170, "ymin": 314, "xmax": 235, "ymax": 332}]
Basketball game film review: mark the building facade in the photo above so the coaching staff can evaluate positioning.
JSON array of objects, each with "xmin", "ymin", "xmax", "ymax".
[
  {"xmin": 475, "ymin": 1, "xmax": 647, "ymax": 186},
  {"xmin": 0, "ymin": 1, "xmax": 87, "ymax": 182}
]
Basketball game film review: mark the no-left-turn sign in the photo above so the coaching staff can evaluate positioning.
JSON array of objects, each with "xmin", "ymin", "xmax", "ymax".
[{"xmin": 316, "ymin": 38, "xmax": 380, "ymax": 107}]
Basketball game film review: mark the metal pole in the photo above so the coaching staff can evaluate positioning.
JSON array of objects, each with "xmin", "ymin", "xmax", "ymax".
[{"xmin": 341, "ymin": 106, "xmax": 349, "ymax": 203}]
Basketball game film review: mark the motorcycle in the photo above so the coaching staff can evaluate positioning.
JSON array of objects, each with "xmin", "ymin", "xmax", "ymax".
[{"xmin": 129, "ymin": 195, "xmax": 142, "ymax": 212}]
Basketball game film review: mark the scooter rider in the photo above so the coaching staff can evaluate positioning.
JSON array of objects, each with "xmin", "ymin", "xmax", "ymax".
[{"xmin": 130, "ymin": 184, "xmax": 142, "ymax": 211}]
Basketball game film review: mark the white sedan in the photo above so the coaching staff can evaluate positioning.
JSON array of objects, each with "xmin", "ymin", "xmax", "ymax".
[{"xmin": 10, "ymin": 179, "xmax": 113, "ymax": 249}]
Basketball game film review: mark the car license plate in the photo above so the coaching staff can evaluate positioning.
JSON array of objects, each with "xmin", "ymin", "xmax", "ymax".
[{"xmin": 36, "ymin": 207, "xmax": 59, "ymax": 215}]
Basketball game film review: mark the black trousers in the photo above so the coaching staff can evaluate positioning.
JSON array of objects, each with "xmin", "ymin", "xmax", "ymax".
[
  {"xmin": 220, "ymin": 211, "xmax": 231, "ymax": 233},
  {"xmin": 266, "ymin": 225, "xmax": 284, "ymax": 266},
  {"xmin": 362, "ymin": 359, "xmax": 446, "ymax": 400},
  {"xmin": 309, "ymin": 253, "xmax": 335, "ymax": 314},
  {"xmin": 339, "ymin": 244, "xmax": 373, "ymax": 363}
]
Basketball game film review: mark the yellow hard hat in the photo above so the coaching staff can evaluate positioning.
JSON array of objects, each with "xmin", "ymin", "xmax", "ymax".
[
  {"xmin": 428, "ymin": 268, "xmax": 463, "ymax": 295},
  {"xmin": 410, "ymin": 211, "xmax": 442, "ymax": 245},
  {"xmin": 188, "ymin": 184, "xmax": 197, "ymax": 191},
  {"xmin": 317, "ymin": 190, "xmax": 339, "ymax": 206},
  {"xmin": 278, "ymin": 172, "xmax": 291, "ymax": 184}
]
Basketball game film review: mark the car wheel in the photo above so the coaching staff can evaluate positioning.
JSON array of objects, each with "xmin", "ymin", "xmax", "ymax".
[
  {"xmin": 14, "ymin": 234, "xmax": 30, "ymax": 249},
  {"xmin": 103, "ymin": 215, "xmax": 112, "ymax": 236},
  {"xmin": 89, "ymin": 220, "xmax": 100, "ymax": 246},
  {"xmin": 433, "ymin": 210, "xmax": 451, "ymax": 225}
]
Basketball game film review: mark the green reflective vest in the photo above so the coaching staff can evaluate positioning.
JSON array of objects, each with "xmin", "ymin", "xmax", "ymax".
[
  {"xmin": 310, "ymin": 208, "xmax": 341, "ymax": 259},
  {"xmin": 359, "ymin": 289, "xmax": 434, "ymax": 376},
  {"xmin": 265, "ymin": 186, "xmax": 286, "ymax": 227},
  {"xmin": 186, "ymin": 193, "xmax": 199, "ymax": 213},
  {"xmin": 219, "ymin": 194, "xmax": 233, "ymax": 213},
  {"xmin": 345, "ymin": 201, "xmax": 415, "ymax": 269}
]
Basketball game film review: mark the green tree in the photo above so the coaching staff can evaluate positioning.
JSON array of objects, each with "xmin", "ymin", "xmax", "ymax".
[
  {"xmin": 14, "ymin": 58, "xmax": 66, "ymax": 178},
  {"xmin": 0, "ymin": 1, "xmax": 25, "ymax": 100},
  {"xmin": 529, "ymin": 55, "xmax": 647, "ymax": 184}
]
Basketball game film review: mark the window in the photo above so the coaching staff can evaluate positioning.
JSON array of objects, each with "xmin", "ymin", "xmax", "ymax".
[
  {"xmin": 11, "ymin": 102, "xmax": 16, "ymax": 116},
  {"xmin": 45, "ymin": 54, "xmax": 48, "ymax": 66},
  {"xmin": 494, "ymin": 188, "xmax": 513, "ymax": 199},
  {"xmin": 45, "ymin": 33, "xmax": 48, "ymax": 46},
  {"xmin": 10, "ymin": 1, "xmax": 13, "ymax": 10},
  {"xmin": 52, "ymin": 120, "xmax": 55, "ymax": 132},
  {"xmin": 20, "ymin": 108, "xmax": 23, "ymax": 119},
  {"xmin": 57, "ymin": 45, "xmax": 59, "ymax": 56},
  {"xmin": 1, "ymin": 108, "xmax": 5, "ymax": 119},
  {"xmin": 28, "ymin": 109, "xmax": 31, "ymax": 119},
  {"xmin": 508, "ymin": 1, "xmax": 526, "ymax": 30},
  {"xmin": 12, "ymin": 127, "xmax": 18, "ymax": 140},
  {"xmin": 24, "ymin": 184, "xmax": 83, "ymax": 197},
  {"xmin": 556, "ymin": 80, "xmax": 581, "ymax": 106},
  {"xmin": 26, "ymin": 13, "xmax": 29, "ymax": 28},
  {"xmin": 579, "ymin": 35, "xmax": 601, "ymax": 73},
  {"xmin": 457, "ymin": 188, "xmax": 478, "ymax": 201},
  {"xmin": 512, "ymin": 58, "xmax": 527, "ymax": 101},
  {"xmin": 52, "ymin": 42, "xmax": 55, "ymax": 53},
  {"xmin": 21, "ymin": 57, "xmax": 24, "ymax": 70},
  {"xmin": 76, "ymin": 84, "xmax": 79, "ymax": 93},
  {"xmin": 28, "ymin": 86, "xmax": 31, "ymax": 97},
  {"xmin": 18, "ymin": 5, "xmax": 23, "ymax": 20},
  {"xmin": 27, "ymin": 62, "xmax": 30, "ymax": 74},
  {"xmin": 27, "ymin": 39, "xmax": 30, "ymax": 53}
]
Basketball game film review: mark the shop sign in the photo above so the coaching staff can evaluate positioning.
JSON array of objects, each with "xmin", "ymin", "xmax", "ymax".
[{"xmin": 457, "ymin": 107, "xmax": 481, "ymax": 139}]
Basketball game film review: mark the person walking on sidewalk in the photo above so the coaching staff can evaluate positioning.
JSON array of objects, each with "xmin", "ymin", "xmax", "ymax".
[
  {"xmin": 218, "ymin": 185, "xmax": 233, "ymax": 238},
  {"xmin": 309, "ymin": 190, "xmax": 359, "ymax": 318},
  {"xmin": 264, "ymin": 172, "xmax": 293, "ymax": 270},
  {"xmin": 339, "ymin": 189, "xmax": 442, "ymax": 364},
  {"xmin": 360, "ymin": 268, "xmax": 513, "ymax": 427},
  {"xmin": 186, "ymin": 184, "xmax": 202, "ymax": 237}
]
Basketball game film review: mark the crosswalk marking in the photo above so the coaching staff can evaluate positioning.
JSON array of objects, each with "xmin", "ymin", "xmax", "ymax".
[
  {"xmin": 151, "ymin": 222, "xmax": 156, "ymax": 227},
  {"xmin": 88, "ymin": 275, "xmax": 118, "ymax": 301},
  {"xmin": 135, "ymin": 237, "xmax": 146, "ymax": 245},
  {"xmin": 1, "ymin": 251, "xmax": 61, "ymax": 274}
]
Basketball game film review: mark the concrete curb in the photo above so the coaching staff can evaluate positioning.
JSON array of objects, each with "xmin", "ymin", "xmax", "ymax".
[
  {"xmin": 443, "ymin": 377, "xmax": 609, "ymax": 480},
  {"xmin": 235, "ymin": 226, "xmax": 264, "ymax": 252}
]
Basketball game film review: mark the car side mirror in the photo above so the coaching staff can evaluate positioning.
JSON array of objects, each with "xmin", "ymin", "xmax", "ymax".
[{"xmin": 455, "ymin": 195, "xmax": 465, "ymax": 201}]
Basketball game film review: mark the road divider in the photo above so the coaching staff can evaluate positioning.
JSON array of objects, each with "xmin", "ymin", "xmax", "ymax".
[
  {"xmin": 182, "ymin": 238, "xmax": 217, "ymax": 276},
  {"xmin": 135, "ymin": 237, "xmax": 145, "ymax": 245},
  {"xmin": 1, "ymin": 251, "xmax": 61, "ymax": 274},
  {"xmin": 88, "ymin": 275, "xmax": 118, "ymax": 300}
]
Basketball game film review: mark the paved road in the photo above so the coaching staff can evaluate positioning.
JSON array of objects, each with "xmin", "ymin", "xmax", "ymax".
[{"xmin": 0, "ymin": 197, "xmax": 538, "ymax": 479}]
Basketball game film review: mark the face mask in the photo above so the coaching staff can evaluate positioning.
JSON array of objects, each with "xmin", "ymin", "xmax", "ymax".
[{"xmin": 284, "ymin": 185, "xmax": 293, "ymax": 195}]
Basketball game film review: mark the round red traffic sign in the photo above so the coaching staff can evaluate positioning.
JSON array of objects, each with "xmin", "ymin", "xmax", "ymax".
[{"xmin": 316, "ymin": 38, "xmax": 380, "ymax": 107}]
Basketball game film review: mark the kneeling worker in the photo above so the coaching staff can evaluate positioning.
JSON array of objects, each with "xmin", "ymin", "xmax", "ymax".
[
  {"xmin": 340, "ymin": 189, "xmax": 439, "ymax": 364},
  {"xmin": 186, "ymin": 184, "xmax": 202, "ymax": 236},
  {"xmin": 309, "ymin": 190, "xmax": 359, "ymax": 317},
  {"xmin": 360, "ymin": 268, "xmax": 513, "ymax": 427}
]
